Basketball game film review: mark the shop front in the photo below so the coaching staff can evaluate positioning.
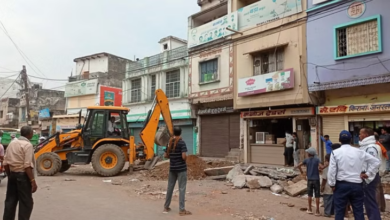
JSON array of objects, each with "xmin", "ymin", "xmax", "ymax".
[
  {"xmin": 318, "ymin": 102, "xmax": 390, "ymax": 146},
  {"xmin": 197, "ymin": 106, "xmax": 240, "ymax": 157},
  {"xmin": 241, "ymin": 107, "xmax": 316, "ymax": 165}
]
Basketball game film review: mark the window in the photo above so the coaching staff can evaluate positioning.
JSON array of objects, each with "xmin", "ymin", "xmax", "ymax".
[
  {"xmin": 150, "ymin": 75, "xmax": 156, "ymax": 100},
  {"xmin": 335, "ymin": 16, "xmax": 381, "ymax": 60},
  {"xmin": 0, "ymin": 111, "xmax": 3, "ymax": 118},
  {"xmin": 166, "ymin": 70, "xmax": 180, "ymax": 98},
  {"xmin": 200, "ymin": 59, "xmax": 218, "ymax": 83},
  {"xmin": 130, "ymin": 79, "xmax": 141, "ymax": 103},
  {"xmin": 163, "ymin": 44, "xmax": 168, "ymax": 50},
  {"xmin": 90, "ymin": 111, "xmax": 105, "ymax": 136},
  {"xmin": 253, "ymin": 49, "xmax": 284, "ymax": 75}
]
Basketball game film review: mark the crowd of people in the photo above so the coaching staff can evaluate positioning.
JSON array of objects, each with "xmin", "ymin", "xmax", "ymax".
[{"xmin": 296, "ymin": 127, "xmax": 390, "ymax": 220}]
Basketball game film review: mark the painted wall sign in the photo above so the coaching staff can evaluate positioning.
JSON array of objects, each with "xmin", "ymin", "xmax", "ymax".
[
  {"xmin": 238, "ymin": 68, "xmax": 294, "ymax": 97},
  {"xmin": 99, "ymin": 86, "xmax": 122, "ymax": 106},
  {"xmin": 317, "ymin": 102, "xmax": 390, "ymax": 115},
  {"xmin": 38, "ymin": 108, "xmax": 51, "ymax": 119},
  {"xmin": 188, "ymin": 12, "xmax": 238, "ymax": 48},
  {"xmin": 241, "ymin": 107, "xmax": 314, "ymax": 118},
  {"xmin": 237, "ymin": 0, "xmax": 302, "ymax": 31},
  {"xmin": 198, "ymin": 107, "xmax": 235, "ymax": 115},
  {"xmin": 65, "ymin": 79, "xmax": 98, "ymax": 98},
  {"xmin": 347, "ymin": 1, "xmax": 366, "ymax": 19}
]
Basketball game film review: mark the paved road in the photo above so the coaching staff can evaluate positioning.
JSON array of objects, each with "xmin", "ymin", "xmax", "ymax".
[{"xmin": 0, "ymin": 177, "xmax": 234, "ymax": 220}]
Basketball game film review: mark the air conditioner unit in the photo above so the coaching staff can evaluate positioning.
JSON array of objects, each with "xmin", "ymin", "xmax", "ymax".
[{"xmin": 255, "ymin": 132, "xmax": 269, "ymax": 144}]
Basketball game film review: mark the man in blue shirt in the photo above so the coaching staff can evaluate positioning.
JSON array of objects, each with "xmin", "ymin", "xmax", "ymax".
[{"xmin": 321, "ymin": 135, "xmax": 333, "ymax": 154}]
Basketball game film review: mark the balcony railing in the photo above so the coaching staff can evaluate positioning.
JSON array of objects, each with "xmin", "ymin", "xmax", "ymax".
[{"xmin": 127, "ymin": 46, "xmax": 188, "ymax": 72}]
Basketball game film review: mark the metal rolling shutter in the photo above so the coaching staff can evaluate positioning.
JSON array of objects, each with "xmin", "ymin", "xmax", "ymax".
[
  {"xmin": 322, "ymin": 115, "xmax": 345, "ymax": 145},
  {"xmin": 229, "ymin": 114, "xmax": 240, "ymax": 149},
  {"xmin": 180, "ymin": 126, "xmax": 194, "ymax": 155},
  {"xmin": 201, "ymin": 115, "xmax": 230, "ymax": 157},
  {"xmin": 131, "ymin": 128, "xmax": 143, "ymax": 145},
  {"xmin": 348, "ymin": 113, "xmax": 390, "ymax": 122}
]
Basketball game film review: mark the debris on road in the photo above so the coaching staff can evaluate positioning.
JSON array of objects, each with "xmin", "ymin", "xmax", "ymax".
[
  {"xmin": 64, "ymin": 178, "xmax": 76, "ymax": 181},
  {"xmin": 102, "ymin": 179, "xmax": 112, "ymax": 183},
  {"xmin": 204, "ymin": 166, "xmax": 234, "ymax": 176},
  {"xmin": 284, "ymin": 180, "xmax": 308, "ymax": 196},
  {"xmin": 227, "ymin": 164, "xmax": 244, "ymax": 181},
  {"xmin": 205, "ymin": 175, "xmax": 227, "ymax": 180},
  {"xmin": 270, "ymin": 184, "xmax": 283, "ymax": 194}
]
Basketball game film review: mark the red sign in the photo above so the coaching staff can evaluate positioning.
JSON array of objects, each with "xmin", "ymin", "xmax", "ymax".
[
  {"xmin": 246, "ymin": 78, "xmax": 255, "ymax": 86},
  {"xmin": 99, "ymin": 86, "xmax": 122, "ymax": 106}
]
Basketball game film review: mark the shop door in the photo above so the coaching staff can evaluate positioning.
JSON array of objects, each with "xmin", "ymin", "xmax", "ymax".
[
  {"xmin": 201, "ymin": 115, "xmax": 230, "ymax": 157},
  {"xmin": 322, "ymin": 115, "xmax": 345, "ymax": 146},
  {"xmin": 180, "ymin": 126, "xmax": 194, "ymax": 155},
  {"xmin": 229, "ymin": 114, "xmax": 240, "ymax": 149}
]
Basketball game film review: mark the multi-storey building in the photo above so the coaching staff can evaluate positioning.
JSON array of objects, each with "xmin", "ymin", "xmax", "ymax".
[
  {"xmin": 0, "ymin": 98, "xmax": 20, "ymax": 128},
  {"xmin": 188, "ymin": 0, "xmax": 241, "ymax": 159},
  {"xmin": 122, "ymin": 36, "xmax": 194, "ymax": 156},
  {"xmin": 306, "ymin": 0, "xmax": 390, "ymax": 150},
  {"xmin": 229, "ymin": 0, "xmax": 318, "ymax": 165}
]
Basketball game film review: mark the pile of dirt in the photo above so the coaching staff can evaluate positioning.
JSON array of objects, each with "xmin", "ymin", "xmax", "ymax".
[{"xmin": 145, "ymin": 155, "xmax": 233, "ymax": 181}]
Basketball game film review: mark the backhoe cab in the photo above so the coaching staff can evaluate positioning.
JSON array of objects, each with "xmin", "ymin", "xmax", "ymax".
[{"xmin": 35, "ymin": 89, "xmax": 173, "ymax": 177}]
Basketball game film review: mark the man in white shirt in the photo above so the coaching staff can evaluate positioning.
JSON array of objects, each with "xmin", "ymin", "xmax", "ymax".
[
  {"xmin": 107, "ymin": 117, "xmax": 116, "ymax": 135},
  {"xmin": 328, "ymin": 130, "xmax": 380, "ymax": 220},
  {"xmin": 359, "ymin": 127, "xmax": 383, "ymax": 220},
  {"xmin": 284, "ymin": 131, "xmax": 294, "ymax": 166}
]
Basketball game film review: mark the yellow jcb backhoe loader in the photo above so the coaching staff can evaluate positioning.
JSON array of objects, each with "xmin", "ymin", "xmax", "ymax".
[{"xmin": 34, "ymin": 89, "xmax": 173, "ymax": 177}]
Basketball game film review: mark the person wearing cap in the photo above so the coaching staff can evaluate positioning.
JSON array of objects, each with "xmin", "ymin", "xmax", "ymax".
[
  {"xmin": 297, "ymin": 147, "xmax": 324, "ymax": 216},
  {"xmin": 328, "ymin": 130, "xmax": 380, "ymax": 220},
  {"xmin": 359, "ymin": 127, "xmax": 385, "ymax": 219}
]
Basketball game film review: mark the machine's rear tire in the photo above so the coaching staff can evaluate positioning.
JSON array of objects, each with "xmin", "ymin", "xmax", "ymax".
[
  {"xmin": 36, "ymin": 152, "xmax": 62, "ymax": 176},
  {"xmin": 91, "ymin": 144, "xmax": 126, "ymax": 177},
  {"xmin": 59, "ymin": 160, "xmax": 72, "ymax": 173}
]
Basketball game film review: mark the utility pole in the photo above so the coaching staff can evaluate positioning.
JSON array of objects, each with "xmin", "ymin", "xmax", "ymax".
[{"xmin": 21, "ymin": 65, "xmax": 31, "ymax": 123}]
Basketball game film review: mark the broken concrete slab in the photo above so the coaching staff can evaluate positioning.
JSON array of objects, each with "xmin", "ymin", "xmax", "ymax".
[
  {"xmin": 270, "ymin": 184, "xmax": 283, "ymax": 194},
  {"xmin": 227, "ymin": 164, "xmax": 244, "ymax": 182},
  {"xmin": 246, "ymin": 179, "xmax": 261, "ymax": 189},
  {"xmin": 292, "ymin": 175, "xmax": 303, "ymax": 183},
  {"xmin": 205, "ymin": 175, "xmax": 227, "ymax": 181},
  {"xmin": 204, "ymin": 166, "xmax": 234, "ymax": 176},
  {"xmin": 244, "ymin": 165, "xmax": 255, "ymax": 174},
  {"xmin": 232, "ymin": 175, "xmax": 246, "ymax": 189},
  {"xmin": 258, "ymin": 176, "xmax": 273, "ymax": 188},
  {"xmin": 249, "ymin": 170, "xmax": 259, "ymax": 176},
  {"xmin": 284, "ymin": 180, "xmax": 307, "ymax": 197}
]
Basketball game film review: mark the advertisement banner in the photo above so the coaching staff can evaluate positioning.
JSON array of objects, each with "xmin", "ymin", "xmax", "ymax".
[
  {"xmin": 65, "ymin": 79, "xmax": 98, "ymax": 98},
  {"xmin": 38, "ymin": 108, "xmax": 51, "ymax": 119},
  {"xmin": 238, "ymin": 68, "xmax": 294, "ymax": 97},
  {"xmin": 99, "ymin": 86, "xmax": 122, "ymax": 106},
  {"xmin": 188, "ymin": 12, "xmax": 238, "ymax": 48},
  {"xmin": 237, "ymin": 0, "xmax": 303, "ymax": 31},
  {"xmin": 317, "ymin": 102, "xmax": 390, "ymax": 115}
]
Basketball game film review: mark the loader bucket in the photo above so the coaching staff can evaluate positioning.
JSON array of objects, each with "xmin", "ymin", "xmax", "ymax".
[{"xmin": 154, "ymin": 126, "xmax": 170, "ymax": 147}]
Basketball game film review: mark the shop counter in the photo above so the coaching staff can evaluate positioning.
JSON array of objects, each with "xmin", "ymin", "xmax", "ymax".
[{"xmin": 249, "ymin": 143, "xmax": 285, "ymax": 165}]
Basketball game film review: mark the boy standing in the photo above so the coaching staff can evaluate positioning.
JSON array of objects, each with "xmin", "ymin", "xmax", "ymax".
[
  {"xmin": 297, "ymin": 147, "xmax": 323, "ymax": 216},
  {"xmin": 321, "ymin": 154, "xmax": 334, "ymax": 217}
]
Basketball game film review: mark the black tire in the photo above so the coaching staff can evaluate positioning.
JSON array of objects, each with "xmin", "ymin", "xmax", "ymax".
[
  {"xmin": 91, "ymin": 144, "xmax": 126, "ymax": 177},
  {"xmin": 59, "ymin": 160, "xmax": 72, "ymax": 173},
  {"xmin": 36, "ymin": 152, "xmax": 62, "ymax": 176}
]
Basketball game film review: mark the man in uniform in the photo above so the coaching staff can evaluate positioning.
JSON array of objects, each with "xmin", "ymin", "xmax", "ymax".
[{"xmin": 3, "ymin": 126, "xmax": 37, "ymax": 220}]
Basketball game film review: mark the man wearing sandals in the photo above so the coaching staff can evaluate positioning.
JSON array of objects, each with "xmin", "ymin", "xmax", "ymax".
[
  {"xmin": 163, "ymin": 126, "xmax": 191, "ymax": 216},
  {"xmin": 328, "ymin": 130, "xmax": 380, "ymax": 220}
]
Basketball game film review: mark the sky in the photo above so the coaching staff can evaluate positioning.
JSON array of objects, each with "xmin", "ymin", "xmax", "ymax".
[{"xmin": 0, "ymin": 0, "xmax": 199, "ymax": 91}]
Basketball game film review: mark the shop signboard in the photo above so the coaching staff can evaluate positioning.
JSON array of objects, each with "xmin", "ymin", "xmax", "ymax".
[
  {"xmin": 317, "ymin": 102, "xmax": 390, "ymax": 115},
  {"xmin": 237, "ymin": 0, "xmax": 302, "ymax": 31},
  {"xmin": 64, "ymin": 79, "xmax": 98, "ymax": 98},
  {"xmin": 38, "ymin": 108, "xmax": 51, "ymax": 119},
  {"xmin": 188, "ymin": 12, "xmax": 238, "ymax": 48},
  {"xmin": 100, "ymin": 86, "xmax": 122, "ymax": 106},
  {"xmin": 238, "ymin": 68, "xmax": 294, "ymax": 97},
  {"xmin": 197, "ymin": 107, "xmax": 236, "ymax": 115},
  {"xmin": 241, "ymin": 107, "xmax": 314, "ymax": 118}
]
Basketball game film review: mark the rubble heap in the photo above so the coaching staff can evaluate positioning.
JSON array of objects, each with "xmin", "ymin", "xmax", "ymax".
[
  {"xmin": 146, "ymin": 156, "xmax": 233, "ymax": 181},
  {"xmin": 208, "ymin": 164, "xmax": 307, "ymax": 196}
]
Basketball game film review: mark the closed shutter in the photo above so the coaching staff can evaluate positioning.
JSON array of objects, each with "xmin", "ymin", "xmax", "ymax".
[
  {"xmin": 201, "ymin": 115, "xmax": 230, "ymax": 157},
  {"xmin": 322, "ymin": 115, "xmax": 345, "ymax": 145},
  {"xmin": 180, "ymin": 126, "xmax": 194, "ymax": 155},
  {"xmin": 229, "ymin": 114, "xmax": 240, "ymax": 149},
  {"xmin": 348, "ymin": 113, "xmax": 390, "ymax": 122},
  {"xmin": 131, "ymin": 128, "xmax": 143, "ymax": 145}
]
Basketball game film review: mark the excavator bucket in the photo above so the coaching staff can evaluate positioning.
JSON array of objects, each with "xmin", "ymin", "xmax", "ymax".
[{"xmin": 154, "ymin": 126, "xmax": 170, "ymax": 147}]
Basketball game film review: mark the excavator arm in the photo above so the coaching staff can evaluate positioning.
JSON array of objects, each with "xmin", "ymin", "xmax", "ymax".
[{"xmin": 138, "ymin": 89, "xmax": 174, "ymax": 161}]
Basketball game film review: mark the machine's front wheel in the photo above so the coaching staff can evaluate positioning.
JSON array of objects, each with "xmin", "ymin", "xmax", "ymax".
[
  {"xmin": 36, "ymin": 152, "xmax": 62, "ymax": 176},
  {"xmin": 91, "ymin": 144, "xmax": 126, "ymax": 177}
]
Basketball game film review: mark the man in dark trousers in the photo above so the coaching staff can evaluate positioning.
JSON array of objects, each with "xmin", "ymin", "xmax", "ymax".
[
  {"xmin": 163, "ymin": 126, "xmax": 191, "ymax": 216},
  {"xmin": 3, "ymin": 126, "xmax": 37, "ymax": 220},
  {"xmin": 328, "ymin": 130, "xmax": 380, "ymax": 220}
]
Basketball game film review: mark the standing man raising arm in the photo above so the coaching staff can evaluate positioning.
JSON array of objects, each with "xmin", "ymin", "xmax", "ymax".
[
  {"xmin": 321, "ymin": 135, "xmax": 333, "ymax": 155},
  {"xmin": 3, "ymin": 126, "xmax": 37, "ymax": 220},
  {"xmin": 328, "ymin": 130, "xmax": 380, "ymax": 220}
]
